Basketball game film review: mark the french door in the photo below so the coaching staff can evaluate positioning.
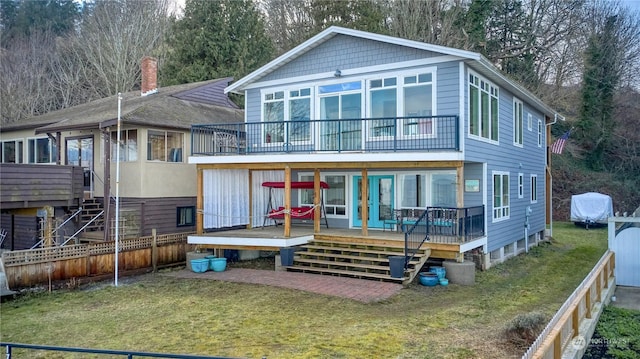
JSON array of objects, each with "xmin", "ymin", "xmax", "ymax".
[
  {"xmin": 352, "ymin": 175, "xmax": 394, "ymax": 228},
  {"xmin": 66, "ymin": 137, "xmax": 94, "ymax": 191}
]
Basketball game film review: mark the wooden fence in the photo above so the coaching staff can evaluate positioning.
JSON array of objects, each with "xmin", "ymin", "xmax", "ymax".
[
  {"xmin": 2, "ymin": 231, "xmax": 194, "ymax": 289},
  {"xmin": 522, "ymin": 250, "xmax": 615, "ymax": 359}
]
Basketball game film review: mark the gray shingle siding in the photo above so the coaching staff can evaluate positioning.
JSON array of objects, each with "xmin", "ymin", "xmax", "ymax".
[
  {"xmin": 434, "ymin": 61, "xmax": 460, "ymax": 116},
  {"xmin": 260, "ymin": 34, "xmax": 440, "ymax": 82},
  {"xmin": 461, "ymin": 66, "xmax": 547, "ymax": 252}
]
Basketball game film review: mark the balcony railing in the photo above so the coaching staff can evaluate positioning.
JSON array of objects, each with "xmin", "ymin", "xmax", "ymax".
[{"xmin": 191, "ymin": 115, "xmax": 459, "ymax": 156}]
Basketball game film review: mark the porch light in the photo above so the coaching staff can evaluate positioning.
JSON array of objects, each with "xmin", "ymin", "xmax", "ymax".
[{"xmin": 334, "ymin": 69, "xmax": 342, "ymax": 77}]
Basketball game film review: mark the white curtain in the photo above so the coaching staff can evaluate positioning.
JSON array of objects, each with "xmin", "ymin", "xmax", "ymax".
[
  {"xmin": 251, "ymin": 170, "xmax": 284, "ymax": 228},
  {"xmin": 202, "ymin": 169, "xmax": 284, "ymax": 229},
  {"xmin": 203, "ymin": 169, "xmax": 250, "ymax": 229}
]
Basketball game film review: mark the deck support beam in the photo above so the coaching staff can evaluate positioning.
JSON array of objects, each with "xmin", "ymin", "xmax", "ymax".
[
  {"xmin": 314, "ymin": 169, "xmax": 321, "ymax": 233},
  {"xmin": 284, "ymin": 166, "xmax": 292, "ymax": 238}
]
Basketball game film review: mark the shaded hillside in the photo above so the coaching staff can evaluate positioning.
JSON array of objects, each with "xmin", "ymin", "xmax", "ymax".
[{"xmin": 550, "ymin": 88, "xmax": 640, "ymax": 220}]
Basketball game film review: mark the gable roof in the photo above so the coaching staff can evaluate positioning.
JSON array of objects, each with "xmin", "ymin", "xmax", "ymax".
[
  {"xmin": 226, "ymin": 26, "xmax": 558, "ymax": 119},
  {"xmin": 1, "ymin": 77, "xmax": 242, "ymax": 134}
]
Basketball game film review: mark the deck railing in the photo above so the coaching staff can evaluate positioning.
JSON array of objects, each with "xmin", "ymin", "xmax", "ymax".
[
  {"xmin": 403, "ymin": 206, "xmax": 485, "ymax": 267},
  {"xmin": 191, "ymin": 115, "xmax": 459, "ymax": 156}
]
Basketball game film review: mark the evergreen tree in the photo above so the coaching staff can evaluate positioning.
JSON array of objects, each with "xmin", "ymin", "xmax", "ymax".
[
  {"xmin": 0, "ymin": 0, "xmax": 79, "ymax": 48},
  {"xmin": 310, "ymin": 0, "xmax": 387, "ymax": 34},
  {"xmin": 578, "ymin": 15, "xmax": 622, "ymax": 171},
  {"xmin": 162, "ymin": 0, "xmax": 274, "ymax": 86}
]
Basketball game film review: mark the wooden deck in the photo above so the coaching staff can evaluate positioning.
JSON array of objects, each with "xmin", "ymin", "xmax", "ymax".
[{"xmin": 188, "ymin": 225, "xmax": 485, "ymax": 260}]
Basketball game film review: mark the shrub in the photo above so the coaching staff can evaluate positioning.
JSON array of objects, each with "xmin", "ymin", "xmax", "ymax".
[{"xmin": 504, "ymin": 311, "xmax": 547, "ymax": 347}]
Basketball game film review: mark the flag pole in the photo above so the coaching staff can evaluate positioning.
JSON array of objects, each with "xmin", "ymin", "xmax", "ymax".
[{"xmin": 115, "ymin": 93, "xmax": 122, "ymax": 287}]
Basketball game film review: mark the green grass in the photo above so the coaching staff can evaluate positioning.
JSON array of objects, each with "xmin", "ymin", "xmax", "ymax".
[{"xmin": 0, "ymin": 222, "xmax": 608, "ymax": 359}]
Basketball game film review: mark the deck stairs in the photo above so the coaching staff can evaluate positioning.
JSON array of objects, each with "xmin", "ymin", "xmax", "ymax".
[
  {"xmin": 81, "ymin": 198, "xmax": 105, "ymax": 232},
  {"xmin": 284, "ymin": 237, "xmax": 430, "ymax": 285}
]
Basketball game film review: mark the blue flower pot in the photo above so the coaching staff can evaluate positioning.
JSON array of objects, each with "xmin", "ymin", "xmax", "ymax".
[
  {"xmin": 190, "ymin": 259, "xmax": 209, "ymax": 273},
  {"xmin": 419, "ymin": 272, "xmax": 439, "ymax": 286},
  {"xmin": 429, "ymin": 266, "xmax": 446, "ymax": 280},
  {"xmin": 205, "ymin": 255, "xmax": 217, "ymax": 270},
  {"xmin": 211, "ymin": 257, "xmax": 227, "ymax": 272}
]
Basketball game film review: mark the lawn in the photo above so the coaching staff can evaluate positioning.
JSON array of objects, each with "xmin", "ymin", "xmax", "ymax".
[{"xmin": 0, "ymin": 222, "xmax": 609, "ymax": 359}]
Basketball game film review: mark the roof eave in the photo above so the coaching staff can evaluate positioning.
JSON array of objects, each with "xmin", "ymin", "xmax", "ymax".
[{"xmin": 34, "ymin": 122, "xmax": 102, "ymax": 135}]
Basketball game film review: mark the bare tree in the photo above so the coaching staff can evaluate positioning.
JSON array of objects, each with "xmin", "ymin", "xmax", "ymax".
[
  {"xmin": 386, "ymin": 0, "xmax": 468, "ymax": 48},
  {"xmin": 71, "ymin": 0, "xmax": 173, "ymax": 97},
  {"xmin": 260, "ymin": 0, "xmax": 316, "ymax": 55},
  {"xmin": 0, "ymin": 31, "xmax": 59, "ymax": 124}
]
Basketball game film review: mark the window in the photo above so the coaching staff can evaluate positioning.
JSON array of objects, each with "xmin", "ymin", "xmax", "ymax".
[
  {"xmin": 28, "ymin": 137, "xmax": 57, "ymax": 164},
  {"xmin": 530, "ymin": 175, "xmax": 538, "ymax": 203},
  {"xmin": 369, "ymin": 77, "xmax": 397, "ymax": 137},
  {"xmin": 263, "ymin": 88, "xmax": 311, "ymax": 143},
  {"xmin": 538, "ymin": 120, "xmax": 543, "ymax": 147},
  {"xmin": 263, "ymin": 90, "xmax": 285, "ymax": 143},
  {"xmin": 147, "ymin": 130, "xmax": 183, "ymax": 162},
  {"xmin": 177, "ymin": 206, "xmax": 195, "ymax": 227},
  {"xmin": 431, "ymin": 173, "xmax": 456, "ymax": 207},
  {"xmin": 403, "ymin": 73, "xmax": 434, "ymax": 136},
  {"xmin": 469, "ymin": 73, "xmax": 499, "ymax": 142},
  {"xmin": 513, "ymin": 98, "xmax": 523, "ymax": 146},
  {"xmin": 518, "ymin": 173, "xmax": 524, "ymax": 199},
  {"xmin": 1, "ymin": 140, "xmax": 23, "ymax": 163},
  {"xmin": 400, "ymin": 174, "xmax": 426, "ymax": 208},
  {"xmin": 289, "ymin": 88, "xmax": 311, "ymax": 141},
  {"xmin": 111, "ymin": 129, "xmax": 138, "ymax": 162},
  {"xmin": 299, "ymin": 174, "xmax": 346, "ymax": 216},
  {"xmin": 493, "ymin": 171, "xmax": 510, "ymax": 221},
  {"xmin": 527, "ymin": 114, "xmax": 533, "ymax": 131}
]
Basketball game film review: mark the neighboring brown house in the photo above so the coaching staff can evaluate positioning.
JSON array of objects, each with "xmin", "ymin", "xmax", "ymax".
[{"xmin": 0, "ymin": 57, "xmax": 242, "ymax": 249}]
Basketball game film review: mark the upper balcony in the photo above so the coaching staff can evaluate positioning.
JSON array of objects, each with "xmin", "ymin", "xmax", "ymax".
[{"xmin": 191, "ymin": 115, "xmax": 459, "ymax": 156}]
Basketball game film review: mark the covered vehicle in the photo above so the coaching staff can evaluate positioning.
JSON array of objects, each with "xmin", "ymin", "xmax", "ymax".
[{"xmin": 570, "ymin": 192, "xmax": 614, "ymax": 228}]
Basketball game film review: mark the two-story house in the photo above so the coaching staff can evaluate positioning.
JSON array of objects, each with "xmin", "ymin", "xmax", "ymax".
[
  {"xmin": 187, "ymin": 27, "xmax": 561, "ymax": 279},
  {"xmin": 1, "ymin": 57, "xmax": 243, "ymax": 248}
]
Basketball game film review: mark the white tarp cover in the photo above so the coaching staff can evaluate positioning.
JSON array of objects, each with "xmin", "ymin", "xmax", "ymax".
[{"xmin": 570, "ymin": 192, "xmax": 613, "ymax": 223}]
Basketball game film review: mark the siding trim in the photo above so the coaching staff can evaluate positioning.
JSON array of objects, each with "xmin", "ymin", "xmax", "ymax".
[{"xmin": 241, "ymin": 55, "xmax": 459, "ymax": 92}]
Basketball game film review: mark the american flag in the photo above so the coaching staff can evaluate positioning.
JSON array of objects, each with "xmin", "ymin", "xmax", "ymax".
[{"xmin": 551, "ymin": 130, "xmax": 571, "ymax": 154}]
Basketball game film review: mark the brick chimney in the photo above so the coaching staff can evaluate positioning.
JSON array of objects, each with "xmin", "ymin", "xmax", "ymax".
[{"xmin": 140, "ymin": 56, "xmax": 158, "ymax": 96}]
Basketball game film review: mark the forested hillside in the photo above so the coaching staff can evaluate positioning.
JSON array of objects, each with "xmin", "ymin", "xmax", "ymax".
[{"xmin": 1, "ymin": 0, "xmax": 638, "ymax": 218}]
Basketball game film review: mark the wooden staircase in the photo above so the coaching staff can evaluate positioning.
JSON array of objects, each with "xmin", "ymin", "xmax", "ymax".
[
  {"xmin": 284, "ymin": 237, "xmax": 430, "ymax": 285},
  {"xmin": 81, "ymin": 198, "xmax": 104, "ymax": 232}
]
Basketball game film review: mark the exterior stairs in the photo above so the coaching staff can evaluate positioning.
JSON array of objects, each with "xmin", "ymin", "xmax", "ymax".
[
  {"xmin": 284, "ymin": 238, "xmax": 431, "ymax": 285},
  {"xmin": 81, "ymin": 198, "xmax": 105, "ymax": 232}
]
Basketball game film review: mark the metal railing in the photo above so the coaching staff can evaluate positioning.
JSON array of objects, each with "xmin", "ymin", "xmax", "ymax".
[
  {"xmin": 1, "ymin": 342, "xmax": 238, "ymax": 359},
  {"xmin": 191, "ymin": 115, "xmax": 459, "ymax": 156},
  {"xmin": 403, "ymin": 206, "xmax": 485, "ymax": 268}
]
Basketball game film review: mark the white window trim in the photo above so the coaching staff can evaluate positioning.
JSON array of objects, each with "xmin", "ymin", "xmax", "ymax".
[
  {"xmin": 527, "ymin": 113, "xmax": 533, "ymax": 131},
  {"xmin": 261, "ymin": 86, "xmax": 314, "ymax": 147},
  {"xmin": 518, "ymin": 173, "xmax": 524, "ymax": 199},
  {"xmin": 298, "ymin": 172, "xmax": 347, "ymax": 218},
  {"xmin": 537, "ymin": 119, "xmax": 543, "ymax": 147},
  {"xmin": 513, "ymin": 98, "xmax": 523, "ymax": 147},
  {"xmin": 492, "ymin": 171, "xmax": 510, "ymax": 222},
  {"xmin": 468, "ymin": 70, "xmax": 500, "ymax": 145},
  {"xmin": 146, "ymin": 129, "xmax": 184, "ymax": 163},
  {"xmin": 1, "ymin": 138, "xmax": 24, "ymax": 164},
  {"xmin": 26, "ymin": 136, "xmax": 56, "ymax": 164},
  {"xmin": 530, "ymin": 174, "xmax": 538, "ymax": 203}
]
